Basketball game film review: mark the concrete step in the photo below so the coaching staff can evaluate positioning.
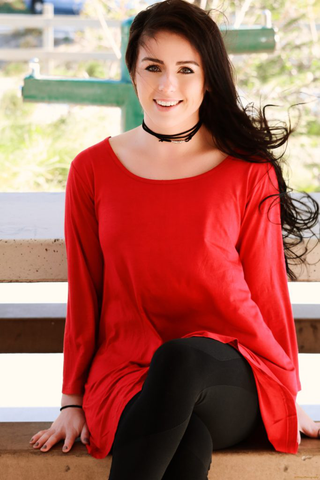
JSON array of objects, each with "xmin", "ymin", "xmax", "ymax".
[
  {"xmin": 1, "ymin": 422, "xmax": 319, "ymax": 480},
  {"xmin": 1, "ymin": 303, "xmax": 320, "ymax": 353},
  {"xmin": 1, "ymin": 192, "xmax": 319, "ymax": 282}
]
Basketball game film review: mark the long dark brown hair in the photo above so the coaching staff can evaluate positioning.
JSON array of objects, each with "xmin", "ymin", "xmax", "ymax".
[{"xmin": 125, "ymin": 0, "xmax": 319, "ymax": 281}]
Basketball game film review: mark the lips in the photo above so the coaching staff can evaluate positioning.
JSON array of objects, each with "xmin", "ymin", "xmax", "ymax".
[{"xmin": 154, "ymin": 100, "xmax": 183, "ymax": 109}]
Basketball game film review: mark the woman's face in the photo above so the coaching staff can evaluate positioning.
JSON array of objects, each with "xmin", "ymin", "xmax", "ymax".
[{"xmin": 133, "ymin": 30, "xmax": 206, "ymax": 133}]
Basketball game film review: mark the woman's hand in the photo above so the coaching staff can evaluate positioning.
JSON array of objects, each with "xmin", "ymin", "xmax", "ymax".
[
  {"xmin": 296, "ymin": 402, "xmax": 320, "ymax": 445},
  {"xmin": 29, "ymin": 395, "xmax": 90, "ymax": 453}
]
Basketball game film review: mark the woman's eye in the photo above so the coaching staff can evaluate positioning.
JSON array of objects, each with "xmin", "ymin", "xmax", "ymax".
[
  {"xmin": 179, "ymin": 67, "xmax": 194, "ymax": 74},
  {"xmin": 145, "ymin": 65, "xmax": 194, "ymax": 74},
  {"xmin": 145, "ymin": 65, "xmax": 161, "ymax": 72}
]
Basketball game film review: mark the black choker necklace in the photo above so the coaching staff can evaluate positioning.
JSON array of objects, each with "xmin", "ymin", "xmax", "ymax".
[{"xmin": 142, "ymin": 120, "xmax": 202, "ymax": 143}]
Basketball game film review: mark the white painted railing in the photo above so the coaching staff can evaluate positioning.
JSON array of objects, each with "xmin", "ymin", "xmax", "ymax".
[{"xmin": 0, "ymin": 3, "xmax": 120, "ymax": 73}]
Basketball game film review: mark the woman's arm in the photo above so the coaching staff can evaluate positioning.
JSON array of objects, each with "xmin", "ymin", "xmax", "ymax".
[
  {"xmin": 235, "ymin": 162, "xmax": 301, "ymax": 394},
  {"xmin": 236, "ymin": 162, "xmax": 320, "ymax": 444},
  {"xmin": 62, "ymin": 157, "xmax": 104, "ymax": 395},
  {"xmin": 30, "ymin": 150, "xmax": 104, "ymax": 452}
]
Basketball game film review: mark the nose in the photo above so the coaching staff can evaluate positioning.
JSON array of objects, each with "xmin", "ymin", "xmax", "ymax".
[{"xmin": 158, "ymin": 71, "xmax": 177, "ymax": 93}]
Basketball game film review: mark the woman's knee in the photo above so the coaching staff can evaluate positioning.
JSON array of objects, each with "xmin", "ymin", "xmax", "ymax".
[
  {"xmin": 150, "ymin": 338, "xmax": 201, "ymax": 378},
  {"xmin": 142, "ymin": 339, "xmax": 205, "ymax": 397}
]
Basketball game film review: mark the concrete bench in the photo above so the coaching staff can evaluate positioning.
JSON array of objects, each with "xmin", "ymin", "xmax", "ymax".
[
  {"xmin": 0, "ymin": 191, "xmax": 320, "ymax": 478},
  {"xmin": 1, "ymin": 422, "xmax": 319, "ymax": 479}
]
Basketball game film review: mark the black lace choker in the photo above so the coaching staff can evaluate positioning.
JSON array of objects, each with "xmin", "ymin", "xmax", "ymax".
[{"xmin": 142, "ymin": 119, "xmax": 202, "ymax": 143}]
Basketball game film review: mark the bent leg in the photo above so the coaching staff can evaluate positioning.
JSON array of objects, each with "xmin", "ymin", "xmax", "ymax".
[
  {"xmin": 182, "ymin": 336, "xmax": 260, "ymax": 449},
  {"xmin": 108, "ymin": 336, "xmax": 260, "ymax": 480}
]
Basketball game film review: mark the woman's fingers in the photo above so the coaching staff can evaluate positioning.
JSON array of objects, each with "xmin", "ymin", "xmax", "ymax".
[
  {"xmin": 31, "ymin": 428, "xmax": 65, "ymax": 451},
  {"xmin": 80, "ymin": 422, "xmax": 90, "ymax": 445},
  {"xmin": 39, "ymin": 432, "xmax": 64, "ymax": 452},
  {"xmin": 296, "ymin": 403, "xmax": 320, "ymax": 439},
  {"xmin": 297, "ymin": 429, "xmax": 301, "ymax": 445},
  {"xmin": 30, "ymin": 430, "xmax": 46, "ymax": 444},
  {"xmin": 301, "ymin": 421, "xmax": 320, "ymax": 439},
  {"xmin": 62, "ymin": 434, "xmax": 78, "ymax": 453},
  {"xmin": 32, "ymin": 431, "xmax": 52, "ymax": 450},
  {"xmin": 31, "ymin": 429, "xmax": 79, "ymax": 453}
]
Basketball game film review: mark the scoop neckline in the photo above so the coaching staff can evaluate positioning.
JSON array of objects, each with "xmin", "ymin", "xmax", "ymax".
[{"xmin": 106, "ymin": 136, "xmax": 232, "ymax": 184}]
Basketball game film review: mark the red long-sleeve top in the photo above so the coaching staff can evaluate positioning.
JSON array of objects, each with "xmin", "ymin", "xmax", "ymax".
[{"xmin": 62, "ymin": 136, "xmax": 301, "ymax": 459}]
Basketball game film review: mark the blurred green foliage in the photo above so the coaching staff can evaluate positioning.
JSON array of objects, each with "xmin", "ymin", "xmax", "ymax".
[
  {"xmin": 0, "ymin": 0, "xmax": 27, "ymax": 14},
  {"xmin": 0, "ymin": 89, "xmax": 123, "ymax": 191}
]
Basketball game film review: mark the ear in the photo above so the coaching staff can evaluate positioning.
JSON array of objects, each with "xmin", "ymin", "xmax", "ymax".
[
  {"xmin": 203, "ymin": 80, "xmax": 211, "ymax": 93},
  {"xmin": 130, "ymin": 74, "xmax": 137, "ymax": 89},
  {"xmin": 132, "ymin": 79, "xmax": 137, "ymax": 91},
  {"xmin": 131, "ymin": 77, "xmax": 138, "ymax": 97}
]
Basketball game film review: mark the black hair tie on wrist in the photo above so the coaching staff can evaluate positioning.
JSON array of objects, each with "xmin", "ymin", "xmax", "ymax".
[{"xmin": 60, "ymin": 405, "xmax": 83, "ymax": 411}]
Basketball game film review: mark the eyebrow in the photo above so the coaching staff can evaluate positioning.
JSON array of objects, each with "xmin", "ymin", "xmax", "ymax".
[{"xmin": 141, "ymin": 57, "xmax": 199, "ymax": 66}]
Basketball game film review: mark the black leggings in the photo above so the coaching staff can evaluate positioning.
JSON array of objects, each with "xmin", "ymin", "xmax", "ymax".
[{"xmin": 108, "ymin": 337, "xmax": 261, "ymax": 480}]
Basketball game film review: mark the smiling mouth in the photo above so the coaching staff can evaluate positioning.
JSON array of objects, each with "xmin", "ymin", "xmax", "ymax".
[{"xmin": 154, "ymin": 100, "xmax": 183, "ymax": 108}]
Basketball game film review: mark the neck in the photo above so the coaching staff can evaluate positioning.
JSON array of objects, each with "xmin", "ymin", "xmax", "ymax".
[{"xmin": 135, "ymin": 123, "xmax": 215, "ymax": 161}]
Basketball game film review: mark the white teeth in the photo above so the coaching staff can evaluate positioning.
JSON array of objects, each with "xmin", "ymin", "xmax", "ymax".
[{"xmin": 156, "ymin": 100, "xmax": 180, "ymax": 106}]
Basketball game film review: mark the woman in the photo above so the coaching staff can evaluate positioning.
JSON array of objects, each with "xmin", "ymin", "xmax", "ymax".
[{"xmin": 30, "ymin": 0, "xmax": 320, "ymax": 478}]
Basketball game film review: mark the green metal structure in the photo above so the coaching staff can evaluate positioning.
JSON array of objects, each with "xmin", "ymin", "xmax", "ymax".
[{"xmin": 22, "ymin": 17, "xmax": 276, "ymax": 131}]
